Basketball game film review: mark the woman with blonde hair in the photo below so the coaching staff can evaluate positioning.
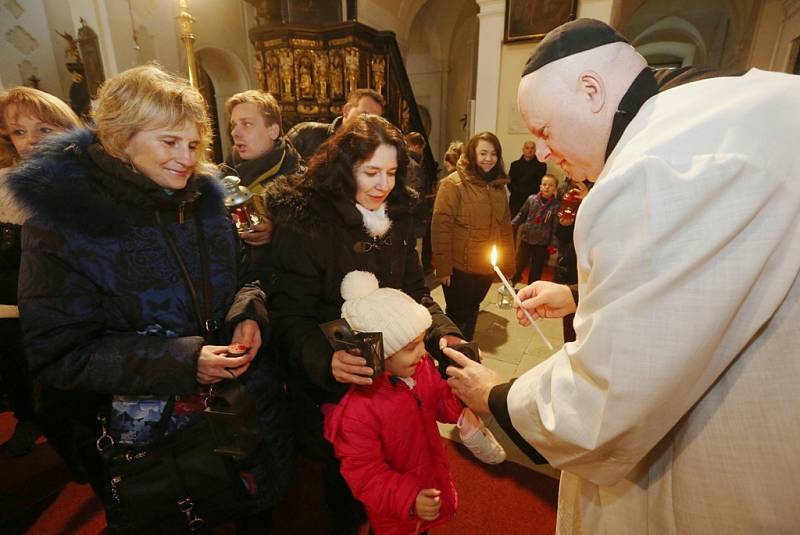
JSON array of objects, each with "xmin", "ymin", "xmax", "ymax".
[
  {"xmin": 5, "ymin": 65, "xmax": 291, "ymax": 533},
  {"xmin": 0, "ymin": 86, "xmax": 81, "ymax": 164},
  {"xmin": 0, "ymin": 87, "xmax": 82, "ymax": 457},
  {"xmin": 432, "ymin": 132, "xmax": 514, "ymax": 340}
]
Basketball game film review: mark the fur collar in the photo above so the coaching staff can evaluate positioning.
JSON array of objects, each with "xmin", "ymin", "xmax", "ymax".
[
  {"xmin": 0, "ymin": 168, "xmax": 29, "ymax": 225},
  {"xmin": 3, "ymin": 128, "xmax": 225, "ymax": 236}
]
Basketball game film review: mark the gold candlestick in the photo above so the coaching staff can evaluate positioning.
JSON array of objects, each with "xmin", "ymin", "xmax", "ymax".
[{"xmin": 176, "ymin": 0, "xmax": 199, "ymax": 88}]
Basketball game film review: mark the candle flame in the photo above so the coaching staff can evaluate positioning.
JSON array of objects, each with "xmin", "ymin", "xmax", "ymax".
[{"xmin": 491, "ymin": 245, "xmax": 497, "ymax": 266}]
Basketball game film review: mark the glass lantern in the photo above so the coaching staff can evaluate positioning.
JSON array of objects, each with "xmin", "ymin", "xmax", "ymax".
[
  {"xmin": 496, "ymin": 285, "xmax": 513, "ymax": 309},
  {"xmin": 222, "ymin": 176, "xmax": 262, "ymax": 232}
]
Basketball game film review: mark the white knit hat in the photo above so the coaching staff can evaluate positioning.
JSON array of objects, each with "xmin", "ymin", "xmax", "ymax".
[{"xmin": 340, "ymin": 270, "xmax": 432, "ymax": 357}]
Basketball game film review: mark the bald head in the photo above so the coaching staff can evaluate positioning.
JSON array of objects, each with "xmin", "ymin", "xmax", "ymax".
[{"xmin": 517, "ymin": 42, "xmax": 646, "ymax": 181}]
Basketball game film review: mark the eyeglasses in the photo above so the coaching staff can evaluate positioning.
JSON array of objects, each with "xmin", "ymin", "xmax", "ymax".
[{"xmin": 352, "ymin": 236, "xmax": 392, "ymax": 254}]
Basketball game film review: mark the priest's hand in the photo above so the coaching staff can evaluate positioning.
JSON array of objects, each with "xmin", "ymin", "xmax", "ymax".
[
  {"xmin": 516, "ymin": 281, "xmax": 576, "ymax": 322},
  {"xmin": 445, "ymin": 348, "xmax": 500, "ymax": 415}
]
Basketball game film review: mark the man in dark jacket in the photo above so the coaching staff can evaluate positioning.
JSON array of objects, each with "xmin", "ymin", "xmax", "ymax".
[
  {"xmin": 286, "ymin": 88, "xmax": 384, "ymax": 161},
  {"xmin": 225, "ymin": 90, "xmax": 303, "ymax": 283},
  {"xmin": 508, "ymin": 140, "xmax": 548, "ymax": 219}
]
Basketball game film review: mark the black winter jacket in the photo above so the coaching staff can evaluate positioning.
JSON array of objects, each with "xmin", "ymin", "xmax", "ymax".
[
  {"xmin": 508, "ymin": 156, "xmax": 547, "ymax": 219},
  {"xmin": 285, "ymin": 115, "xmax": 343, "ymax": 161},
  {"xmin": 6, "ymin": 129, "xmax": 292, "ymax": 509}
]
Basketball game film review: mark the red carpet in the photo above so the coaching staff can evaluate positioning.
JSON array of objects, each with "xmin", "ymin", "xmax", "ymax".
[{"xmin": 1, "ymin": 412, "xmax": 557, "ymax": 534}]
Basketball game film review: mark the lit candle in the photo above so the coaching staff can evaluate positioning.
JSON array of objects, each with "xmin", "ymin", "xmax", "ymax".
[{"xmin": 491, "ymin": 245, "xmax": 554, "ymax": 351}]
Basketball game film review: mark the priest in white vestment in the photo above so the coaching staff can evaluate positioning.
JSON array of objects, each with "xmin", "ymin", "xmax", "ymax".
[{"xmin": 445, "ymin": 18, "xmax": 800, "ymax": 535}]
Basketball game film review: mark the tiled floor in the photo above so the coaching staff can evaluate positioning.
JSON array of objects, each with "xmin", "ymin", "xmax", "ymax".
[{"xmin": 430, "ymin": 280, "xmax": 562, "ymax": 480}]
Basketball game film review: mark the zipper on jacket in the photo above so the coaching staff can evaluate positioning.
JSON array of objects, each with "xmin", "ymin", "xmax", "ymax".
[
  {"xmin": 178, "ymin": 201, "xmax": 187, "ymax": 225},
  {"xmin": 411, "ymin": 390, "xmax": 422, "ymax": 412},
  {"xmin": 391, "ymin": 376, "xmax": 423, "ymax": 411}
]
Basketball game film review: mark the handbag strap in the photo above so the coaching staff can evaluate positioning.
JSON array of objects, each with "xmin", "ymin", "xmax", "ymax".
[
  {"xmin": 156, "ymin": 208, "xmax": 218, "ymax": 343},
  {"xmin": 151, "ymin": 395, "xmax": 177, "ymax": 441}
]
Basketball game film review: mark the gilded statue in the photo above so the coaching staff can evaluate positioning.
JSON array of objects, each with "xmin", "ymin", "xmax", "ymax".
[
  {"xmin": 314, "ymin": 52, "xmax": 329, "ymax": 102},
  {"xmin": 298, "ymin": 55, "xmax": 314, "ymax": 99},
  {"xmin": 254, "ymin": 51, "xmax": 266, "ymax": 91},
  {"xmin": 266, "ymin": 53, "xmax": 281, "ymax": 95},
  {"xmin": 279, "ymin": 49, "xmax": 293, "ymax": 99},
  {"xmin": 55, "ymin": 31, "xmax": 81, "ymax": 62},
  {"xmin": 371, "ymin": 56, "xmax": 385, "ymax": 95},
  {"xmin": 345, "ymin": 48, "xmax": 359, "ymax": 95},
  {"xmin": 329, "ymin": 51, "xmax": 343, "ymax": 98}
]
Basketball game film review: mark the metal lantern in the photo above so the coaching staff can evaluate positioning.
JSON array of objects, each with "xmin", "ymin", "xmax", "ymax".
[
  {"xmin": 496, "ymin": 285, "xmax": 513, "ymax": 309},
  {"xmin": 222, "ymin": 176, "xmax": 261, "ymax": 232}
]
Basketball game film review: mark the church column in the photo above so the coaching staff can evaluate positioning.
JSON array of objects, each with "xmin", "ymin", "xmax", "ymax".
[{"xmin": 472, "ymin": 0, "xmax": 504, "ymax": 135}]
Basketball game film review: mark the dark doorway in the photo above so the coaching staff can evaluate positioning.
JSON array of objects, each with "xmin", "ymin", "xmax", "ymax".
[{"xmin": 197, "ymin": 64, "xmax": 224, "ymax": 164}]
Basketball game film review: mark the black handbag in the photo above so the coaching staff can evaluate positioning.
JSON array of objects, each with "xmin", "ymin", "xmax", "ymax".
[
  {"xmin": 95, "ymin": 210, "xmax": 262, "ymax": 533},
  {"xmin": 98, "ymin": 396, "xmax": 254, "ymax": 534}
]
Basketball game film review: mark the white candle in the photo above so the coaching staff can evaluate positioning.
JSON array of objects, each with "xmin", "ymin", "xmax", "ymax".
[{"xmin": 491, "ymin": 246, "xmax": 554, "ymax": 351}]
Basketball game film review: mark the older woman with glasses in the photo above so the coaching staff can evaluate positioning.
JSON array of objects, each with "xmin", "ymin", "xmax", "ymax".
[
  {"xmin": 5, "ymin": 65, "xmax": 291, "ymax": 533},
  {"xmin": 265, "ymin": 114, "xmax": 463, "ymax": 534}
]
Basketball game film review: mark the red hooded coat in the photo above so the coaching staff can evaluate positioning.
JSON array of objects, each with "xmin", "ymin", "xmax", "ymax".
[{"xmin": 324, "ymin": 356, "xmax": 463, "ymax": 534}]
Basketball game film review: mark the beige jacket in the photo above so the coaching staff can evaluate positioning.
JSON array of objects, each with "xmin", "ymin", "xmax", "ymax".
[
  {"xmin": 431, "ymin": 158, "xmax": 514, "ymax": 277},
  {"xmin": 507, "ymin": 69, "xmax": 800, "ymax": 534}
]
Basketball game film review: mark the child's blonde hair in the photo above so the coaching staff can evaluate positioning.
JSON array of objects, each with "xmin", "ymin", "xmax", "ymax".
[{"xmin": 541, "ymin": 174, "xmax": 558, "ymax": 186}]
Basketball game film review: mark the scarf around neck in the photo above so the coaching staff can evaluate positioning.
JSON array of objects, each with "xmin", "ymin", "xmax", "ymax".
[{"xmin": 355, "ymin": 201, "xmax": 392, "ymax": 238}]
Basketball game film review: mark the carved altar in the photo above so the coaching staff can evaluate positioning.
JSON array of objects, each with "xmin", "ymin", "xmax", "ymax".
[{"xmin": 248, "ymin": 21, "xmax": 428, "ymax": 144}]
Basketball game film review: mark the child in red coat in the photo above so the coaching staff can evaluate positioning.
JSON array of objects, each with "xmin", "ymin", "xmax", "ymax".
[{"xmin": 324, "ymin": 270, "xmax": 464, "ymax": 535}]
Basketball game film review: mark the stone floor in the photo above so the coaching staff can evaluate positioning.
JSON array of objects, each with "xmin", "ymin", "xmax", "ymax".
[{"xmin": 430, "ymin": 280, "xmax": 562, "ymax": 480}]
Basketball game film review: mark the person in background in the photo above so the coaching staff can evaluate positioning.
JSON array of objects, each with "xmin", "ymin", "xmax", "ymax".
[
  {"xmin": 324, "ymin": 270, "xmax": 464, "ymax": 535},
  {"xmin": 508, "ymin": 140, "xmax": 548, "ymax": 220},
  {"xmin": 442, "ymin": 141, "xmax": 463, "ymax": 176},
  {"xmin": 403, "ymin": 131, "xmax": 428, "ymax": 196},
  {"xmin": 552, "ymin": 177, "xmax": 589, "ymax": 343},
  {"xmin": 6, "ymin": 65, "xmax": 291, "ymax": 533},
  {"xmin": 265, "ymin": 114, "xmax": 464, "ymax": 535},
  {"xmin": 404, "ymin": 131, "xmax": 432, "ymax": 271},
  {"xmin": 286, "ymin": 88, "xmax": 384, "ymax": 161},
  {"xmin": 225, "ymin": 90, "xmax": 303, "ymax": 282},
  {"xmin": 446, "ymin": 18, "xmax": 800, "ymax": 534},
  {"xmin": 510, "ymin": 174, "xmax": 559, "ymax": 287},
  {"xmin": 432, "ymin": 132, "xmax": 514, "ymax": 340},
  {"xmin": 405, "ymin": 131, "xmax": 426, "ymax": 161},
  {"xmin": 0, "ymin": 87, "xmax": 82, "ymax": 457}
]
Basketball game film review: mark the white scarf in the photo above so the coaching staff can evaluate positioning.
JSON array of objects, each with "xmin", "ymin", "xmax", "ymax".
[{"xmin": 354, "ymin": 202, "xmax": 392, "ymax": 238}]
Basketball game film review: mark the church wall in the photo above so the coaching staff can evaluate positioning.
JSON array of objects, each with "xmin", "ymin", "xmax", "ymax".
[
  {"xmin": 749, "ymin": 0, "xmax": 800, "ymax": 72},
  {"xmin": 444, "ymin": 18, "xmax": 478, "ymax": 160},
  {"xmin": 0, "ymin": 0, "xmax": 66, "ymax": 98}
]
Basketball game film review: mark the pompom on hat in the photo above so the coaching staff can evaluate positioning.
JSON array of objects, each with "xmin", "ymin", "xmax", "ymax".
[
  {"xmin": 522, "ymin": 18, "xmax": 628, "ymax": 77},
  {"xmin": 340, "ymin": 271, "xmax": 432, "ymax": 357}
]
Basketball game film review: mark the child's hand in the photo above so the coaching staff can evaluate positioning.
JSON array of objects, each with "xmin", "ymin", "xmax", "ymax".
[{"xmin": 415, "ymin": 488, "xmax": 441, "ymax": 521}]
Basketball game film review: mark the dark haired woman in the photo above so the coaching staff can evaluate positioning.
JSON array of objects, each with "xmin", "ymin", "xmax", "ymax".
[
  {"xmin": 265, "ymin": 114, "xmax": 462, "ymax": 534},
  {"xmin": 432, "ymin": 132, "xmax": 514, "ymax": 340}
]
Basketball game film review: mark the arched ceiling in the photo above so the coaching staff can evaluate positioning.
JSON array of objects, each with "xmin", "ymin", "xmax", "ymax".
[{"xmin": 611, "ymin": 0, "xmax": 761, "ymax": 68}]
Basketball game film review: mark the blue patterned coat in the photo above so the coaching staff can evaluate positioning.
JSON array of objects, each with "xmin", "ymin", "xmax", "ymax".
[{"xmin": 6, "ymin": 129, "xmax": 292, "ymax": 511}]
